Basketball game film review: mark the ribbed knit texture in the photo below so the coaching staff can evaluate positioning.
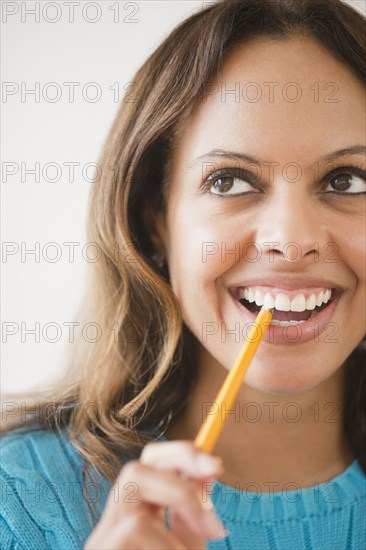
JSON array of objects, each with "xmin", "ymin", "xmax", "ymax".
[{"xmin": 1, "ymin": 427, "xmax": 365, "ymax": 550}]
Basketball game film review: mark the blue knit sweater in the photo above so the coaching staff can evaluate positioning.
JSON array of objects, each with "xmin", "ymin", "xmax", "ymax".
[{"xmin": 1, "ymin": 426, "xmax": 365, "ymax": 550}]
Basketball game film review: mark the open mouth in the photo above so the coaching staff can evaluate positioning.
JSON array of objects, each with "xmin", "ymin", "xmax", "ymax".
[
  {"xmin": 240, "ymin": 297, "xmax": 331, "ymax": 323},
  {"xmin": 233, "ymin": 287, "xmax": 341, "ymax": 326}
]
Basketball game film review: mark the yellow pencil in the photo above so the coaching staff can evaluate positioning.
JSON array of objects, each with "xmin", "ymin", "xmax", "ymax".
[{"xmin": 194, "ymin": 307, "xmax": 273, "ymax": 454}]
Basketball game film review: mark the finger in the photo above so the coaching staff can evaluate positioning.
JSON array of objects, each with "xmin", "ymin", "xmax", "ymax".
[
  {"xmin": 142, "ymin": 442, "xmax": 226, "ymax": 541},
  {"xmin": 140, "ymin": 441, "xmax": 224, "ymax": 479},
  {"xmin": 117, "ymin": 515, "xmax": 187, "ymax": 550},
  {"xmin": 109, "ymin": 461, "xmax": 226, "ymax": 539},
  {"xmin": 169, "ymin": 479, "xmax": 228, "ymax": 542},
  {"xmin": 99, "ymin": 511, "xmax": 187, "ymax": 550},
  {"xmin": 169, "ymin": 509, "xmax": 206, "ymax": 550}
]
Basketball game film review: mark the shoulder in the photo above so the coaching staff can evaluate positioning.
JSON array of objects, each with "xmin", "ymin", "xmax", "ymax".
[
  {"xmin": 1, "ymin": 424, "xmax": 82, "ymax": 466},
  {"xmin": 0, "ymin": 426, "xmax": 102, "ymax": 550},
  {"xmin": 0, "ymin": 425, "xmax": 86, "ymax": 498}
]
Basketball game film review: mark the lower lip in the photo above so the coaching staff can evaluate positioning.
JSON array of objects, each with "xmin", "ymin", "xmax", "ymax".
[{"xmin": 230, "ymin": 293, "xmax": 341, "ymax": 345}]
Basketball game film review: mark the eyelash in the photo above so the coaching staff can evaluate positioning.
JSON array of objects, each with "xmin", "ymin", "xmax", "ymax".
[{"xmin": 201, "ymin": 165, "xmax": 366, "ymax": 197}]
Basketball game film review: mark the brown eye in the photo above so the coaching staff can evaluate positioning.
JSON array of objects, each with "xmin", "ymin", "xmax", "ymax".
[
  {"xmin": 212, "ymin": 176, "xmax": 235, "ymax": 193},
  {"xmin": 325, "ymin": 171, "xmax": 366, "ymax": 194},
  {"xmin": 204, "ymin": 169, "xmax": 260, "ymax": 196},
  {"xmin": 330, "ymin": 174, "xmax": 352, "ymax": 192}
]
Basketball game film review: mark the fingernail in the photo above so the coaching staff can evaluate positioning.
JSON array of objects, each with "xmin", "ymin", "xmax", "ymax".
[
  {"xmin": 196, "ymin": 454, "xmax": 223, "ymax": 474},
  {"xmin": 202, "ymin": 510, "xmax": 228, "ymax": 539}
]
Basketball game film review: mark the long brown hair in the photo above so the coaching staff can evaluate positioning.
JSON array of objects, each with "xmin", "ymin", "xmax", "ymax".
[{"xmin": 2, "ymin": 0, "xmax": 365, "ymax": 522}]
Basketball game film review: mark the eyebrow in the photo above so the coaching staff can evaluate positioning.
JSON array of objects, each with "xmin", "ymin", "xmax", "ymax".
[{"xmin": 186, "ymin": 145, "xmax": 366, "ymax": 171}]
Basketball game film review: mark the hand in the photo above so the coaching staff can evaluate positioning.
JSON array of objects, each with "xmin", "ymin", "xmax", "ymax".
[{"xmin": 84, "ymin": 439, "xmax": 228, "ymax": 549}]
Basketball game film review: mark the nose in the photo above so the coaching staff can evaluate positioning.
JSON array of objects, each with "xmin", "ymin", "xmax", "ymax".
[{"xmin": 254, "ymin": 187, "xmax": 324, "ymax": 264}]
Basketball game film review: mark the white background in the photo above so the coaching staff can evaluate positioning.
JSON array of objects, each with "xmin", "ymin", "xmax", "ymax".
[{"xmin": 1, "ymin": 0, "xmax": 365, "ymax": 395}]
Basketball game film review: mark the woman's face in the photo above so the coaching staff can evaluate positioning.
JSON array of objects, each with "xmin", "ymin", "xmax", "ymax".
[{"xmin": 155, "ymin": 36, "xmax": 366, "ymax": 395}]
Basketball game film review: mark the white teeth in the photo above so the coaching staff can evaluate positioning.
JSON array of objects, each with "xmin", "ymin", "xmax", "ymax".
[
  {"xmin": 255, "ymin": 289, "xmax": 264, "ymax": 306},
  {"xmin": 239, "ymin": 286, "xmax": 333, "ymax": 312},
  {"xmin": 263, "ymin": 292, "xmax": 275, "ymax": 309},
  {"xmin": 275, "ymin": 293, "xmax": 291, "ymax": 311},
  {"xmin": 316, "ymin": 291, "xmax": 324, "ymax": 307},
  {"xmin": 305, "ymin": 293, "xmax": 316, "ymax": 310},
  {"xmin": 290, "ymin": 294, "xmax": 306, "ymax": 312},
  {"xmin": 270, "ymin": 320, "xmax": 306, "ymax": 326},
  {"xmin": 248, "ymin": 287, "xmax": 256, "ymax": 302}
]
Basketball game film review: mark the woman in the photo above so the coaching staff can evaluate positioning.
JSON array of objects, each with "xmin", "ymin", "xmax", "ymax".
[{"xmin": 1, "ymin": 1, "xmax": 365, "ymax": 548}]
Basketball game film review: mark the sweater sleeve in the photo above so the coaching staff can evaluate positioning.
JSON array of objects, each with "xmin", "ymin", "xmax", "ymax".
[
  {"xmin": 0, "ymin": 514, "xmax": 27, "ymax": 550},
  {"xmin": 0, "ymin": 428, "xmax": 100, "ymax": 550},
  {"xmin": 1, "ymin": 470, "xmax": 56, "ymax": 549}
]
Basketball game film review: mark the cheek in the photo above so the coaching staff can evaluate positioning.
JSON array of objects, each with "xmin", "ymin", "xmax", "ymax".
[
  {"xmin": 168, "ymin": 200, "xmax": 256, "ymax": 286},
  {"xmin": 165, "ymin": 201, "xmax": 244, "ymax": 329},
  {"xmin": 337, "ymin": 218, "xmax": 366, "ymax": 285}
]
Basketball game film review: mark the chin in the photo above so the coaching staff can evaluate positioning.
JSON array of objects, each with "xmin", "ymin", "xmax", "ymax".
[{"xmin": 244, "ymin": 367, "xmax": 328, "ymax": 397}]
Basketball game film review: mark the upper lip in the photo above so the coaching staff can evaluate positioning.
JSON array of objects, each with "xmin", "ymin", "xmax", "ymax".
[{"xmin": 229, "ymin": 275, "xmax": 346, "ymax": 298}]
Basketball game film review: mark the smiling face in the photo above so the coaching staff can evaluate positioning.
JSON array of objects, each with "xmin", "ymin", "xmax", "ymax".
[{"xmin": 154, "ymin": 35, "xmax": 366, "ymax": 395}]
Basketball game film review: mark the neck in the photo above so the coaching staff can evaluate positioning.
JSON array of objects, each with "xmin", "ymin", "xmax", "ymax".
[{"xmin": 165, "ymin": 351, "xmax": 354, "ymax": 491}]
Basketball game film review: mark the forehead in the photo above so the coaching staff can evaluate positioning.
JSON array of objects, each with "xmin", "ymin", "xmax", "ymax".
[{"xmin": 173, "ymin": 36, "xmax": 365, "ymax": 171}]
